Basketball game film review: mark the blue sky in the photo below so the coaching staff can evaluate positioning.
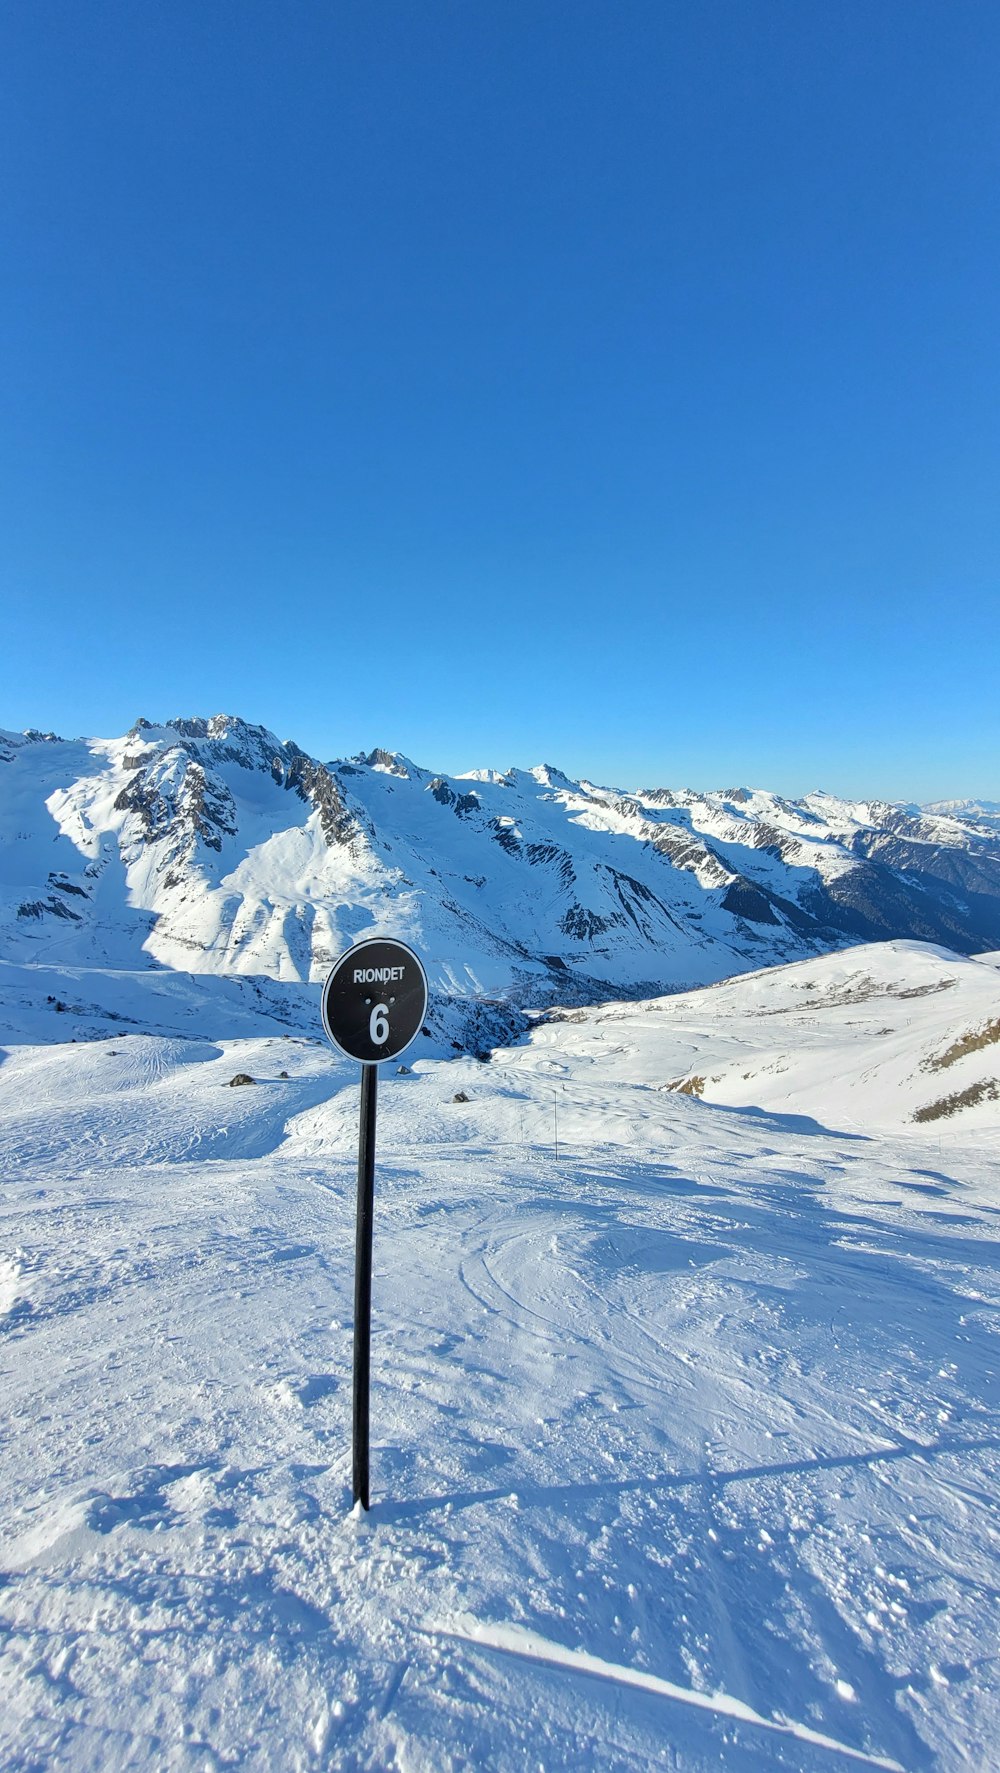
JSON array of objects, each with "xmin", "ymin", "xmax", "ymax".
[{"xmin": 1, "ymin": 0, "xmax": 997, "ymax": 799}]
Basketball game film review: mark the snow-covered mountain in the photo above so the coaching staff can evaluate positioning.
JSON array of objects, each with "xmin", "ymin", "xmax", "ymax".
[
  {"xmin": 3, "ymin": 715, "xmax": 999, "ymax": 1011},
  {"xmin": 922, "ymin": 797, "xmax": 1000, "ymax": 833}
]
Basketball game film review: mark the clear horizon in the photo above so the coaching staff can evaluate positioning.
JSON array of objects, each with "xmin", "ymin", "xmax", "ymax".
[{"xmin": 2, "ymin": 2, "xmax": 997, "ymax": 804}]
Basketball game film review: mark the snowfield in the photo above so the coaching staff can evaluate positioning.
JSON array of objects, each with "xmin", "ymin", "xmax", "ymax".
[{"xmin": 1, "ymin": 943, "xmax": 998, "ymax": 1770}]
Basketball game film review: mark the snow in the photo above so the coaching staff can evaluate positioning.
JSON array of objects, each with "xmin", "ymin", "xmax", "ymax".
[
  {"xmin": 520, "ymin": 940, "xmax": 1000, "ymax": 1135},
  {"xmin": 440, "ymin": 1618, "xmax": 905, "ymax": 1769},
  {"xmin": 1, "ymin": 940, "xmax": 998, "ymax": 1768},
  {"xmin": 6, "ymin": 716, "xmax": 999, "ymax": 1006}
]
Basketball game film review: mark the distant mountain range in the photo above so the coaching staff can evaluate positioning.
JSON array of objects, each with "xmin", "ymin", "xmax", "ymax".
[{"xmin": 3, "ymin": 715, "xmax": 999, "ymax": 1013}]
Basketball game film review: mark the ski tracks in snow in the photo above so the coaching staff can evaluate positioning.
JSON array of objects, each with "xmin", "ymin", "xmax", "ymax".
[{"xmin": 0, "ymin": 1033, "xmax": 998, "ymax": 1768}]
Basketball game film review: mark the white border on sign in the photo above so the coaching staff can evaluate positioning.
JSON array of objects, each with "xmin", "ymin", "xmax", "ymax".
[{"xmin": 320, "ymin": 937, "xmax": 430, "ymax": 1062}]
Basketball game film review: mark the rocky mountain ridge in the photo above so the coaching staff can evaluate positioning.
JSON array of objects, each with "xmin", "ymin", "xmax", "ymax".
[{"xmin": 3, "ymin": 714, "xmax": 999, "ymax": 1010}]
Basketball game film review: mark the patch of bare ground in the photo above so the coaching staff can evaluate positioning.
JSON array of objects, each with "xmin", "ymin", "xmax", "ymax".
[
  {"xmin": 913, "ymin": 1078, "xmax": 1000, "ymax": 1122},
  {"xmin": 894, "ymin": 978, "xmax": 957, "ymax": 999},
  {"xmin": 756, "ymin": 977, "xmax": 956, "ymax": 1014},
  {"xmin": 923, "ymin": 1017, "xmax": 1000, "ymax": 1073},
  {"xmin": 667, "ymin": 1074, "xmax": 706, "ymax": 1097}
]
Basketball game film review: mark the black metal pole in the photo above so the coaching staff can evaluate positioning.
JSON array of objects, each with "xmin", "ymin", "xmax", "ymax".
[{"xmin": 353, "ymin": 1061, "xmax": 378, "ymax": 1509}]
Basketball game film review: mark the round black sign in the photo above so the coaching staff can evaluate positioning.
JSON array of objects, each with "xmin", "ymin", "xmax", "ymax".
[{"xmin": 320, "ymin": 938, "xmax": 429, "ymax": 1064}]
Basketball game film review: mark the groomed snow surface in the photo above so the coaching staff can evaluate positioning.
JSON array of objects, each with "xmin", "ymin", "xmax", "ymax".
[{"xmin": 1, "ymin": 943, "xmax": 998, "ymax": 1770}]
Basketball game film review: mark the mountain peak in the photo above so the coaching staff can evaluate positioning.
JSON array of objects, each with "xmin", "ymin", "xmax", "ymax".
[
  {"xmin": 530, "ymin": 763, "xmax": 574, "ymax": 789},
  {"xmin": 4, "ymin": 715, "xmax": 1000, "ymax": 1002},
  {"xmin": 359, "ymin": 747, "xmax": 411, "ymax": 778}
]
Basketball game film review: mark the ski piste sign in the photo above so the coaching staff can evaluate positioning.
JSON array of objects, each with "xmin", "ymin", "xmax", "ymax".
[
  {"xmin": 320, "ymin": 938, "xmax": 428, "ymax": 1064},
  {"xmin": 320, "ymin": 936, "xmax": 429, "ymax": 1512}
]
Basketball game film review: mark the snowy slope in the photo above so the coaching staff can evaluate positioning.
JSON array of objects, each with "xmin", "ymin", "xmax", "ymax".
[
  {"xmin": 1, "ymin": 958, "xmax": 998, "ymax": 1770},
  {"xmin": 527, "ymin": 941, "xmax": 1000, "ymax": 1134},
  {"xmin": 3, "ymin": 718, "xmax": 1000, "ymax": 1019}
]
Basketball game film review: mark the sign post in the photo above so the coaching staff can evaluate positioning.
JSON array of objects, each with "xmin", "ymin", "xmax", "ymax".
[{"xmin": 320, "ymin": 938, "xmax": 429, "ymax": 1511}]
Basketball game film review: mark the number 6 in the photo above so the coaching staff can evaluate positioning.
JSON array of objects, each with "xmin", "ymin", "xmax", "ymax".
[{"xmin": 369, "ymin": 1003, "xmax": 389, "ymax": 1045}]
